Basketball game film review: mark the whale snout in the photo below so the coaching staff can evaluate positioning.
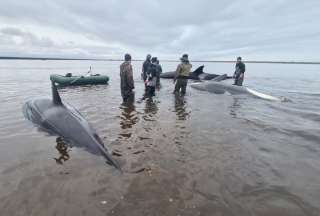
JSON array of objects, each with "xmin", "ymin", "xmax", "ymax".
[{"xmin": 92, "ymin": 133, "xmax": 121, "ymax": 171}]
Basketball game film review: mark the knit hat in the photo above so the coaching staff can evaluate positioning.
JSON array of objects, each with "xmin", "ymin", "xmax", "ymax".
[
  {"xmin": 180, "ymin": 54, "xmax": 189, "ymax": 61},
  {"xmin": 125, "ymin": 53, "xmax": 131, "ymax": 61}
]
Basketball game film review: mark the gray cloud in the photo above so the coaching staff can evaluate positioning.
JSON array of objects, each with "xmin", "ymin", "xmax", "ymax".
[
  {"xmin": 1, "ymin": 27, "xmax": 54, "ymax": 47},
  {"xmin": 0, "ymin": 0, "xmax": 319, "ymax": 61}
]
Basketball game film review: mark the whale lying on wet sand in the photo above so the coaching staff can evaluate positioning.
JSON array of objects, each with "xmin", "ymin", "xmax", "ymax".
[
  {"xmin": 190, "ymin": 81, "xmax": 281, "ymax": 101},
  {"xmin": 23, "ymin": 81, "xmax": 121, "ymax": 170},
  {"xmin": 160, "ymin": 65, "xmax": 232, "ymax": 81}
]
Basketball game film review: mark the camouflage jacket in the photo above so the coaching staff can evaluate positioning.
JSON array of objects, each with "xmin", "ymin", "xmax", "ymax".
[
  {"xmin": 175, "ymin": 62, "xmax": 192, "ymax": 78},
  {"xmin": 120, "ymin": 61, "xmax": 134, "ymax": 91}
]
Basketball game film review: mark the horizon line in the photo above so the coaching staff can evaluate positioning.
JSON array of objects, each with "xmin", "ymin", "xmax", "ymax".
[{"xmin": 0, "ymin": 56, "xmax": 319, "ymax": 64}]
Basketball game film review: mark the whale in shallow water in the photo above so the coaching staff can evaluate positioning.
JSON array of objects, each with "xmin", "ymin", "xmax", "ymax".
[
  {"xmin": 22, "ymin": 82, "xmax": 121, "ymax": 170},
  {"xmin": 160, "ymin": 65, "xmax": 232, "ymax": 81},
  {"xmin": 190, "ymin": 81, "xmax": 282, "ymax": 101}
]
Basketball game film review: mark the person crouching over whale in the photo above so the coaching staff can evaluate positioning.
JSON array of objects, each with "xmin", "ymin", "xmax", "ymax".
[
  {"xmin": 174, "ymin": 54, "xmax": 192, "ymax": 95},
  {"xmin": 145, "ymin": 57, "xmax": 158, "ymax": 98},
  {"xmin": 120, "ymin": 53, "xmax": 135, "ymax": 102}
]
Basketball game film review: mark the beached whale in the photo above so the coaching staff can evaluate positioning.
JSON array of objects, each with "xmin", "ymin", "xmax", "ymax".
[
  {"xmin": 22, "ymin": 81, "xmax": 120, "ymax": 170},
  {"xmin": 160, "ymin": 65, "xmax": 232, "ymax": 81},
  {"xmin": 190, "ymin": 81, "xmax": 281, "ymax": 101}
]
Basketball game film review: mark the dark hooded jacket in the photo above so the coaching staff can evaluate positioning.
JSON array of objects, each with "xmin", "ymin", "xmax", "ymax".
[
  {"xmin": 142, "ymin": 60, "xmax": 152, "ymax": 81},
  {"xmin": 146, "ymin": 63, "xmax": 158, "ymax": 86},
  {"xmin": 235, "ymin": 62, "xmax": 245, "ymax": 74}
]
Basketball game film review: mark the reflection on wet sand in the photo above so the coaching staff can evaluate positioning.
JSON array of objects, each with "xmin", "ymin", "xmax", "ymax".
[
  {"xmin": 118, "ymin": 99, "xmax": 138, "ymax": 141},
  {"xmin": 54, "ymin": 137, "xmax": 71, "ymax": 165},
  {"xmin": 174, "ymin": 94, "xmax": 190, "ymax": 120},
  {"xmin": 142, "ymin": 98, "xmax": 158, "ymax": 122},
  {"xmin": 119, "ymin": 99, "xmax": 138, "ymax": 130},
  {"xmin": 114, "ymin": 96, "xmax": 159, "ymax": 173},
  {"xmin": 229, "ymin": 98, "xmax": 241, "ymax": 118},
  {"xmin": 173, "ymin": 94, "xmax": 191, "ymax": 150}
]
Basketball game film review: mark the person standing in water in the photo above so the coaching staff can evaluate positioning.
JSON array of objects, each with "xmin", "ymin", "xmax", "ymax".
[
  {"xmin": 174, "ymin": 54, "xmax": 192, "ymax": 95},
  {"xmin": 145, "ymin": 57, "xmax": 158, "ymax": 98},
  {"xmin": 142, "ymin": 54, "xmax": 152, "ymax": 90},
  {"xmin": 155, "ymin": 59, "xmax": 162, "ymax": 89},
  {"xmin": 120, "ymin": 54, "xmax": 135, "ymax": 102},
  {"xmin": 233, "ymin": 56, "xmax": 246, "ymax": 86}
]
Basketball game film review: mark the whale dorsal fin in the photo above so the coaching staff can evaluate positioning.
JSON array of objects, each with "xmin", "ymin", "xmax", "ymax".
[
  {"xmin": 192, "ymin": 65, "xmax": 205, "ymax": 76},
  {"xmin": 51, "ymin": 81, "xmax": 63, "ymax": 105}
]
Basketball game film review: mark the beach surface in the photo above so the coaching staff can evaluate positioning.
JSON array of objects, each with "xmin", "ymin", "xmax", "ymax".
[{"xmin": 0, "ymin": 60, "xmax": 320, "ymax": 216}]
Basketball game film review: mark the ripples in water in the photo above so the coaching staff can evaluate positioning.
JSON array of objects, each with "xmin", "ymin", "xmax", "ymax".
[{"xmin": 1, "ymin": 61, "xmax": 320, "ymax": 215}]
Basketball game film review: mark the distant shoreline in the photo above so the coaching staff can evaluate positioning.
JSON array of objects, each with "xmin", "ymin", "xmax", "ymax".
[{"xmin": 1, "ymin": 56, "xmax": 319, "ymax": 64}]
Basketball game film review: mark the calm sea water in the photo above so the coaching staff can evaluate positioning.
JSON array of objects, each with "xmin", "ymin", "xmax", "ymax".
[{"xmin": 0, "ymin": 60, "xmax": 319, "ymax": 215}]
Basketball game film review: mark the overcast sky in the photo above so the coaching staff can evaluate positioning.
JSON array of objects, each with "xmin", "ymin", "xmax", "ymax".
[{"xmin": 0, "ymin": 0, "xmax": 319, "ymax": 61}]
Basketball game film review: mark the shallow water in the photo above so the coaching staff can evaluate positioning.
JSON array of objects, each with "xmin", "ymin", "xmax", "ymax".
[{"xmin": 0, "ymin": 60, "xmax": 320, "ymax": 215}]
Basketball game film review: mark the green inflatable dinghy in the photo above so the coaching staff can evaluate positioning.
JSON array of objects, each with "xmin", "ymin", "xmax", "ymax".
[{"xmin": 50, "ymin": 74, "xmax": 109, "ymax": 86}]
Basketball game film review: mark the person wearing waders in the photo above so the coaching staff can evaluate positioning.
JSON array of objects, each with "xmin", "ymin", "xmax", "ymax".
[
  {"xmin": 174, "ymin": 54, "xmax": 192, "ymax": 95},
  {"xmin": 155, "ymin": 59, "xmax": 162, "ymax": 89},
  {"xmin": 145, "ymin": 57, "xmax": 158, "ymax": 98},
  {"xmin": 233, "ymin": 56, "xmax": 246, "ymax": 86},
  {"xmin": 120, "ymin": 54, "xmax": 135, "ymax": 102},
  {"xmin": 142, "ymin": 54, "xmax": 152, "ymax": 91}
]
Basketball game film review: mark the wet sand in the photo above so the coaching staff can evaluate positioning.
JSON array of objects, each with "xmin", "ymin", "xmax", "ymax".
[{"xmin": 0, "ymin": 60, "xmax": 320, "ymax": 215}]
